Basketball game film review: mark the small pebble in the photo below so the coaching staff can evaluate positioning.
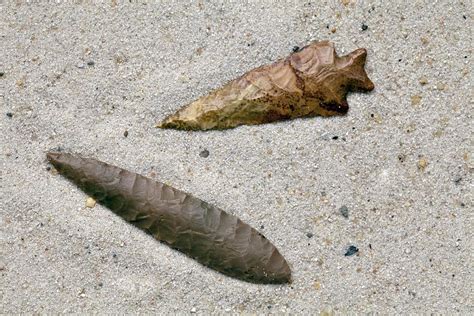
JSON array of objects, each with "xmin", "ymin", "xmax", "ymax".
[
  {"xmin": 123, "ymin": 130, "xmax": 129, "ymax": 137},
  {"xmin": 85, "ymin": 197, "xmax": 96, "ymax": 208},
  {"xmin": 361, "ymin": 23, "xmax": 368, "ymax": 31},
  {"xmin": 339, "ymin": 205, "xmax": 349, "ymax": 218},
  {"xmin": 199, "ymin": 149, "xmax": 210, "ymax": 158},
  {"xmin": 87, "ymin": 60, "xmax": 95, "ymax": 66},
  {"xmin": 436, "ymin": 83, "xmax": 446, "ymax": 91},
  {"xmin": 320, "ymin": 307, "xmax": 335, "ymax": 316},
  {"xmin": 306, "ymin": 232, "xmax": 314, "ymax": 238},
  {"xmin": 332, "ymin": 136, "xmax": 339, "ymax": 140},
  {"xmin": 190, "ymin": 307, "xmax": 197, "ymax": 313},
  {"xmin": 0, "ymin": 71, "xmax": 4, "ymax": 77},
  {"xmin": 405, "ymin": 248, "xmax": 412, "ymax": 254},
  {"xmin": 419, "ymin": 77, "xmax": 428, "ymax": 85},
  {"xmin": 76, "ymin": 63, "xmax": 85, "ymax": 69},
  {"xmin": 411, "ymin": 95, "xmax": 422, "ymax": 106},
  {"xmin": 417, "ymin": 157, "xmax": 428, "ymax": 171},
  {"xmin": 313, "ymin": 281, "xmax": 321, "ymax": 290},
  {"xmin": 50, "ymin": 166, "xmax": 59, "ymax": 175},
  {"xmin": 6, "ymin": 112, "xmax": 13, "ymax": 118},
  {"xmin": 344, "ymin": 245, "xmax": 359, "ymax": 256},
  {"xmin": 292, "ymin": 46, "xmax": 300, "ymax": 53}
]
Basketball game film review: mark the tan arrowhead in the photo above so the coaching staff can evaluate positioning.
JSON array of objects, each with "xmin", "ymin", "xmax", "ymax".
[{"xmin": 158, "ymin": 41, "xmax": 374, "ymax": 130}]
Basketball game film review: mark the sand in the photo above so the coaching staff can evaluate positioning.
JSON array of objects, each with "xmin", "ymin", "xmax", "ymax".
[{"xmin": 1, "ymin": 0, "xmax": 472, "ymax": 313}]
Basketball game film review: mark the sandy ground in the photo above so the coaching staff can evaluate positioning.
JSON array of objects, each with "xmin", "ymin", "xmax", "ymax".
[{"xmin": 1, "ymin": 0, "xmax": 472, "ymax": 314}]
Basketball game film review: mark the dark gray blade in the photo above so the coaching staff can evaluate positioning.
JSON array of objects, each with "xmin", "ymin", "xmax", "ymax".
[{"xmin": 47, "ymin": 152, "xmax": 291, "ymax": 284}]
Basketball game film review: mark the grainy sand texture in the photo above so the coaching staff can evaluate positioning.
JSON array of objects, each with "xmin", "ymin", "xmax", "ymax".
[{"xmin": 1, "ymin": 0, "xmax": 472, "ymax": 314}]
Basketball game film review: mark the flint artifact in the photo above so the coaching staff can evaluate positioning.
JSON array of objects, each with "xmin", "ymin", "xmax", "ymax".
[
  {"xmin": 47, "ymin": 152, "xmax": 291, "ymax": 284},
  {"xmin": 158, "ymin": 40, "xmax": 374, "ymax": 130}
]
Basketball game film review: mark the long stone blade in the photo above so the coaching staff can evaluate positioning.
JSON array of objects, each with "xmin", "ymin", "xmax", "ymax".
[{"xmin": 47, "ymin": 152, "xmax": 291, "ymax": 284}]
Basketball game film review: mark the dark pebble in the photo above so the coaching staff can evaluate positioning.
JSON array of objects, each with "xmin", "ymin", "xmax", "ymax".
[
  {"xmin": 344, "ymin": 245, "xmax": 359, "ymax": 256},
  {"xmin": 339, "ymin": 205, "xmax": 349, "ymax": 218},
  {"xmin": 306, "ymin": 232, "xmax": 314, "ymax": 238},
  {"xmin": 361, "ymin": 23, "xmax": 368, "ymax": 31},
  {"xmin": 199, "ymin": 149, "xmax": 209, "ymax": 158},
  {"xmin": 332, "ymin": 136, "xmax": 339, "ymax": 140},
  {"xmin": 123, "ymin": 130, "xmax": 129, "ymax": 137},
  {"xmin": 454, "ymin": 176, "xmax": 462, "ymax": 185},
  {"xmin": 0, "ymin": 72, "xmax": 4, "ymax": 77},
  {"xmin": 260, "ymin": 225, "xmax": 264, "ymax": 229},
  {"xmin": 292, "ymin": 46, "xmax": 301, "ymax": 53},
  {"xmin": 98, "ymin": 282, "xmax": 103, "ymax": 287},
  {"xmin": 6, "ymin": 112, "xmax": 13, "ymax": 118},
  {"xmin": 463, "ymin": 15, "xmax": 466, "ymax": 19},
  {"xmin": 87, "ymin": 60, "xmax": 95, "ymax": 66}
]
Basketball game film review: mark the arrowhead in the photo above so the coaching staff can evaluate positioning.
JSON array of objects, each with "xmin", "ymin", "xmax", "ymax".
[{"xmin": 158, "ymin": 41, "xmax": 374, "ymax": 130}]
